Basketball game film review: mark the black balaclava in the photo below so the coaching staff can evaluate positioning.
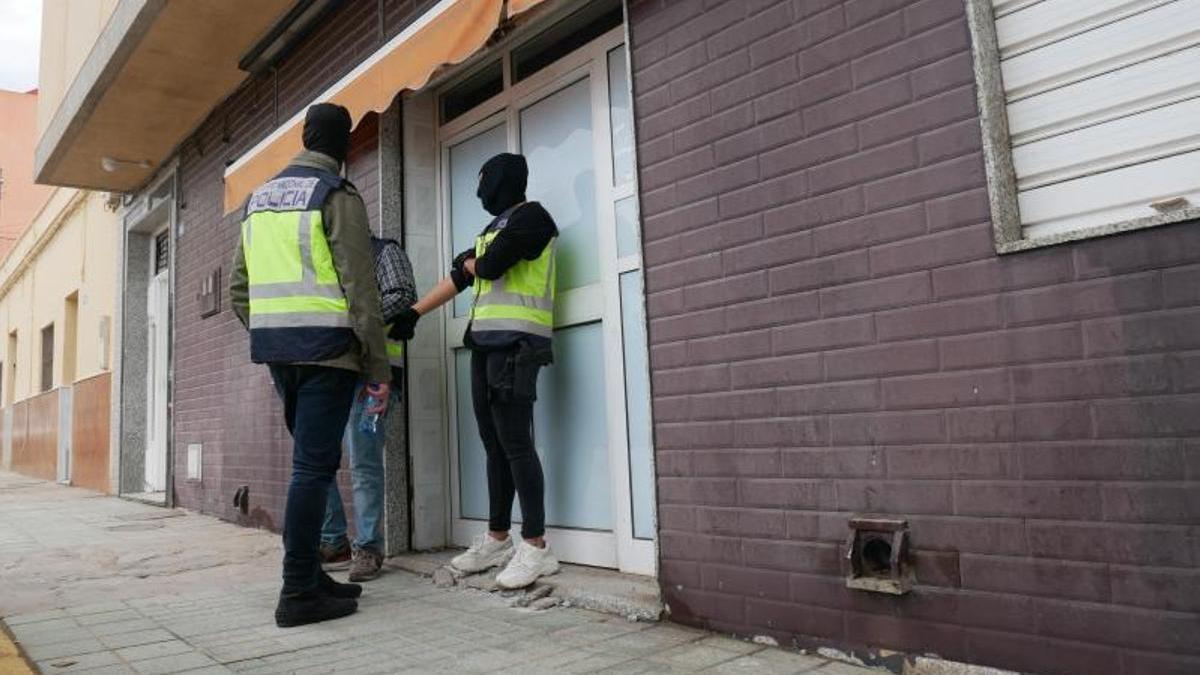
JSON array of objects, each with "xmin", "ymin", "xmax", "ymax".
[
  {"xmin": 477, "ymin": 153, "xmax": 528, "ymax": 216},
  {"xmin": 302, "ymin": 103, "xmax": 353, "ymax": 165}
]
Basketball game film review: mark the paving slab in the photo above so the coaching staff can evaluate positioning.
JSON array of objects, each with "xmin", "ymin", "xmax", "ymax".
[
  {"xmin": 116, "ymin": 638, "xmax": 197, "ymax": 662},
  {"xmin": 99, "ymin": 628, "xmax": 180, "ymax": 650},
  {"xmin": 22, "ymin": 636, "xmax": 108, "ymax": 662},
  {"xmin": 701, "ymin": 648, "xmax": 834, "ymax": 674},
  {"xmin": 129, "ymin": 650, "xmax": 222, "ymax": 674},
  {"xmin": 648, "ymin": 643, "xmax": 748, "ymax": 670},
  {"xmin": 38, "ymin": 649, "xmax": 125, "ymax": 673}
]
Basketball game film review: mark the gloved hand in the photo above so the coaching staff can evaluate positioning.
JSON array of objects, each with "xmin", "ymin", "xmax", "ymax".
[
  {"xmin": 389, "ymin": 307, "xmax": 420, "ymax": 340},
  {"xmin": 452, "ymin": 248, "xmax": 476, "ymax": 279}
]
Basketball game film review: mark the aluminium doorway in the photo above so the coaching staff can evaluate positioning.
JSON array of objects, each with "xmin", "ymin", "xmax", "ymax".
[{"xmin": 437, "ymin": 21, "xmax": 654, "ymax": 574}]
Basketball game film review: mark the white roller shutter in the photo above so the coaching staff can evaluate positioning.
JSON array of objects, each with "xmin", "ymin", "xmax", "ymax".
[{"xmin": 991, "ymin": 0, "xmax": 1200, "ymax": 240}]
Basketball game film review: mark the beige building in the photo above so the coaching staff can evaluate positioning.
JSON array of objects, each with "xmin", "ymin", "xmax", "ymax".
[
  {"xmin": 0, "ymin": 2, "xmax": 121, "ymax": 493},
  {"xmin": 35, "ymin": 0, "xmax": 120, "ymax": 139}
]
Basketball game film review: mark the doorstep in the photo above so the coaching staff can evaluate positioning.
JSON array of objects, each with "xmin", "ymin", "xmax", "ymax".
[
  {"xmin": 386, "ymin": 549, "xmax": 663, "ymax": 622},
  {"xmin": 120, "ymin": 490, "xmax": 167, "ymax": 507}
]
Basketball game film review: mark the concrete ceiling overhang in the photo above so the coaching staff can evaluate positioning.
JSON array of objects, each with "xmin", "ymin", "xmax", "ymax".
[{"xmin": 34, "ymin": 0, "xmax": 295, "ymax": 193}]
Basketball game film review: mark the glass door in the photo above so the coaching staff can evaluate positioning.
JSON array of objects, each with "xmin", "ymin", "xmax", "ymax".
[{"xmin": 439, "ymin": 23, "xmax": 653, "ymax": 574}]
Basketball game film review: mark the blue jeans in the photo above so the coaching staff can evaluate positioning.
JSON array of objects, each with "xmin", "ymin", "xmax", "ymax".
[
  {"xmin": 321, "ymin": 383, "xmax": 396, "ymax": 554},
  {"xmin": 268, "ymin": 365, "xmax": 359, "ymax": 595}
]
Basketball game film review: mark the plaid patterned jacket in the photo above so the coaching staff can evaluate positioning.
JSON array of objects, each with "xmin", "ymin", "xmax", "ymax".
[{"xmin": 371, "ymin": 237, "xmax": 417, "ymax": 324}]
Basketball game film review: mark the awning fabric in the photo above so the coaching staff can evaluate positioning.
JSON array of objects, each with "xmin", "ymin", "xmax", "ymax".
[
  {"xmin": 223, "ymin": 0, "xmax": 548, "ymax": 214},
  {"xmin": 509, "ymin": 0, "xmax": 545, "ymax": 13}
]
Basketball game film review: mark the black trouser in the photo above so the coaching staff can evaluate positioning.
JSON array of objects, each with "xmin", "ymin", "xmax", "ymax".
[
  {"xmin": 269, "ymin": 364, "xmax": 359, "ymax": 594},
  {"xmin": 470, "ymin": 348, "xmax": 545, "ymax": 539}
]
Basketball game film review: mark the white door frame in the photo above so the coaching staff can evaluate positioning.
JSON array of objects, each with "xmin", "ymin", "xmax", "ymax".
[{"xmin": 437, "ymin": 26, "xmax": 654, "ymax": 575}]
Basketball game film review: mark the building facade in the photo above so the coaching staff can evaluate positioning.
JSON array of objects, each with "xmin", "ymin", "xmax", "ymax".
[
  {"xmin": 0, "ymin": 82, "xmax": 119, "ymax": 487},
  {"xmin": 0, "ymin": 89, "xmax": 119, "ymax": 492},
  {"xmin": 631, "ymin": 2, "xmax": 1199, "ymax": 673},
  {"xmin": 34, "ymin": 1, "xmax": 1200, "ymax": 673}
]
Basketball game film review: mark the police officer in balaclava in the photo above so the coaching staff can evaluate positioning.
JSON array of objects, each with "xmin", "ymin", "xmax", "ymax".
[{"xmin": 392, "ymin": 153, "xmax": 560, "ymax": 587}]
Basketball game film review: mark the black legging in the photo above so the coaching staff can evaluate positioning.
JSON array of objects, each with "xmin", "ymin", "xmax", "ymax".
[{"xmin": 471, "ymin": 348, "xmax": 546, "ymax": 539}]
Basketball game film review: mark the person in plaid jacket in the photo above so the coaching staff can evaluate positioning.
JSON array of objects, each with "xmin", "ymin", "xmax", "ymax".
[{"xmin": 319, "ymin": 235, "xmax": 416, "ymax": 582}]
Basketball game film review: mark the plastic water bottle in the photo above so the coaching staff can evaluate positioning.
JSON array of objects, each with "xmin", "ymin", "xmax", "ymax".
[{"xmin": 358, "ymin": 395, "xmax": 382, "ymax": 434}]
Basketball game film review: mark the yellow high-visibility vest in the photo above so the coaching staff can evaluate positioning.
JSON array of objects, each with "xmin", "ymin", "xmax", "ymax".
[
  {"xmin": 242, "ymin": 208, "xmax": 350, "ymax": 329},
  {"xmin": 241, "ymin": 170, "xmax": 353, "ymax": 363},
  {"xmin": 470, "ymin": 228, "xmax": 555, "ymax": 340}
]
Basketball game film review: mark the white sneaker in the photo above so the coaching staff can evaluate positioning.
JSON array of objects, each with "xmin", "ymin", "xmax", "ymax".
[
  {"xmin": 496, "ymin": 540, "xmax": 560, "ymax": 589},
  {"xmin": 451, "ymin": 534, "xmax": 515, "ymax": 573}
]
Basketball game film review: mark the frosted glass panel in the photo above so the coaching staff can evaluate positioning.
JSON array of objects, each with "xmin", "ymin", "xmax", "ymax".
[
  {"xmin": 449, "ymin": 124, "xmax": 508, "ymax": 317},
  {"xmin": 619, "ymin": 272, "xmax": 654, "ymax": 539},
  {"xmin": 520, "ymin": 78, "xmax": 598, "ymax": 291},
  {"xmin": 535, "ymin": 322, "xmax": 612, "ymax": 530},
  {"xmin": 608, "ymin": 46, "xmax": 635, "ymax": 187},
  {"xmin": 615, "ymin": 196, "xmax": 639, "ymax": 259},
  {"xmin": 455, "ymin": 349, "xmax": 489, "ymax": 520}
]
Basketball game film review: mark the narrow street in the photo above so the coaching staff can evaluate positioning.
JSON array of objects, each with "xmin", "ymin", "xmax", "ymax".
[{"xmin": 0, "ymin": 472, "xmax": 873, "ymax": 674}]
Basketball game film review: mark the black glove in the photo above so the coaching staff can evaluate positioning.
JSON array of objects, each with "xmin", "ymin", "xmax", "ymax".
[
  {"xmin": 389, "ymin": 307, "xmax": 420, "ymax": 340},
  {"xmin": 452, "ymin": 248, "xmax": 476, "ymax": 278}
]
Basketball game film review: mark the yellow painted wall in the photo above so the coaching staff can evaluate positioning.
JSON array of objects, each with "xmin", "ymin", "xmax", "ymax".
[
  {"xmin": 30, "ymin": 0, "xmax": 121, "ymax": 395},
  {"xmin": 0, "ymin": 189, "xmax": 118, "ymax": 404},
  {"xmin": 37, "ymin": 0, "xmax": 120, "ymax": 137}
]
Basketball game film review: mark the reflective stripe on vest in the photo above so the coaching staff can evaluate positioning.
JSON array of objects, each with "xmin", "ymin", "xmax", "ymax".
[
  {"xmin": 242, "ymin": 208, "xmax": 350, "ymax": 330},
  {"xmin": 470, "ymin": 230, "xmax": 555, "ymax": 339},
  {"xmin": 384, "ymin": 323, "xmax": 404, "ymax": 367},
  {"xmin": 387, "ymin": 339, "xmax": 404, "ymax": 367}
]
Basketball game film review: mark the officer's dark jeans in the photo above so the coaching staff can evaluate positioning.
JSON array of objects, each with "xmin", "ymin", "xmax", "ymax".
[
  {"xmin": 269, "ymin": 364, "xmax": 359, "ymax": 594},
  {"xmin": 470, "ymin": 349, "xmax": 545, "ymax": 539}
]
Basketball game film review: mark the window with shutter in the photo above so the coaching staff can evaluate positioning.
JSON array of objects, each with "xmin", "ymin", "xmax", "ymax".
[
  {"xmin": 967, "ymin": 0, "xmax": 1200, "ymax": 252},
  {"xmin": 155, "ymin": 230, "xmax": 169, "ymax": 274}
]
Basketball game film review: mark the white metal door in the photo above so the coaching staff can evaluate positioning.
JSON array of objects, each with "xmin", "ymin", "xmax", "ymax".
[
  {"xmin": 440, "ymin": 28, "xmax": 655, "ymax": 574},
  {"xmin": 144, "ymin": 268, "xmax": 169, "ymax": 492}
]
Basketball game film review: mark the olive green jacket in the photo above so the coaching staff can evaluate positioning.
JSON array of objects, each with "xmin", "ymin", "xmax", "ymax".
[{"xmin": 230, "ymin": 150, "xmax": 391, "ymax": 383}]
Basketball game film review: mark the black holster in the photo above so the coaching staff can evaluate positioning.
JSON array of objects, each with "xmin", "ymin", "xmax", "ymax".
[{"xmin": 487, "ymin": 341, "xmax": 553, "ymax": 403}]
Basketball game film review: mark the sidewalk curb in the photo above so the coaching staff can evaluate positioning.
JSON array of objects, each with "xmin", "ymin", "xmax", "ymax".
[{"xmin": 0, "ymin": 619, "xmax": 37, "ymax": 675}]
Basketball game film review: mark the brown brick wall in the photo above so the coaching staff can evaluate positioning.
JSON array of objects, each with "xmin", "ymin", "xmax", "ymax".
[
  {"xmin": 172, "ymin": 0, "xmax": 429, "ymax": 527},
  {"xmin": 628, "ymin": 0, "xmax": 1200, "ymax": 672}
]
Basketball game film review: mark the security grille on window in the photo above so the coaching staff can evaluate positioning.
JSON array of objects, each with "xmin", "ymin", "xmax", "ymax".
[
  {"xmin": 967, "ymin": 0, "xmax": 1200, "ymax": 253},
  {"xmin": 41, "ymin": 324, "xmax": 54, "ymax": 393},
  {"xmin": 155, "ymin": 230, "xmax": 169, "ymax": 274}
]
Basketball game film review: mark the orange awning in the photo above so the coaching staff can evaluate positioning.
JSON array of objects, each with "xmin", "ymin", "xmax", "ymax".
[
  {"xmin": 510, "ymin": 0, "xmax": 546, "ymax": 13},
  {"xmin": 223, "ymin": 0, "xmax": 548, "ymax": 214}
]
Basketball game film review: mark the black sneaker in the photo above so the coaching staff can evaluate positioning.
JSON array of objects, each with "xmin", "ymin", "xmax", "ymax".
[
  {"xmin": 274, "ymin": 591, "xmax": 357, "ymax": 628},
  {"xmin": 319, "ymin": 571, "xmax": 363, "ymax": 599}
]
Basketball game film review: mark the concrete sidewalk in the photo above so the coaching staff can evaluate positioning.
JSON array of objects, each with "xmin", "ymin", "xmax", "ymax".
[{"xmin": 0, "ymin": 472, "xmax": 875, "ymax": 674}]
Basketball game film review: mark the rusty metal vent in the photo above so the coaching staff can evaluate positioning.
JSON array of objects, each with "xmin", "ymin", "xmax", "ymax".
[{"xmin": 845, "ymin": 515, "xmax": 913, "ymax": 595}]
